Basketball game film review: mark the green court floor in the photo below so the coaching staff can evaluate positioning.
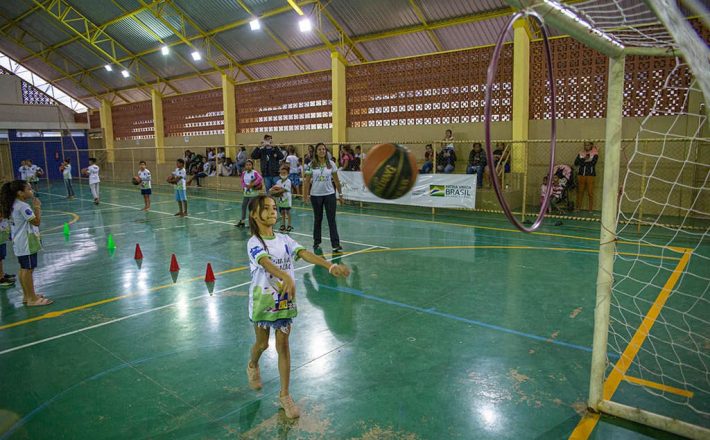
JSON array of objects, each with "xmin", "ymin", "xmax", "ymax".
[{"xmin": 0, "ymin": 181, "xmax": 704, "ymax": 439}]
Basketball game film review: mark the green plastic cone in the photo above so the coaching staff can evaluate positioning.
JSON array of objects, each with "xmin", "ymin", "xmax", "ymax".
[
  {"xmin": 107, "ymin": 234, "xmax": 116, "ymax": 250},
  {"xmin": 63, "ymin": 222, "xmax": 70, "ymax": 236}
]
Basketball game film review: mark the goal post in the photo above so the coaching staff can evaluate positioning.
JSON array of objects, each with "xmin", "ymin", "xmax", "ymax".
[{"xmin": 503, "ymin": 1, "xmax": 709, "ymax": 438}]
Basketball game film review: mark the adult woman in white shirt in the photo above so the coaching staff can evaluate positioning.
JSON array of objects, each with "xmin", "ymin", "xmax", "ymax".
[{"xmin": 303, "ymin": 143, "xmax": 343, "ymax": 253}]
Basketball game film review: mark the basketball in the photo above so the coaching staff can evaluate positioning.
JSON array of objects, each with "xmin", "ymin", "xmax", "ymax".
[
  {"xmin": 166, "ymin": 175, "xmax": 178, "ymax": 184},
  {"xmin": 132, "ymin": 176, "xmax": 141, "ymax": 185},
  {"xmin": 361, "ymin": 143, "xmax": 418, "ymax": 199}
]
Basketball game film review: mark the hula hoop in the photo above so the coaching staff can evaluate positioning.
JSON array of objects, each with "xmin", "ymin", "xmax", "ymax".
[{"xmin": 484, "ymin": 10, "xmax": 556, "ymax": 233}]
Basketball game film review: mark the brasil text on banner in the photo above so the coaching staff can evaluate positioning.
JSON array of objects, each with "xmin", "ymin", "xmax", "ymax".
[{"xmin": 338, "ymin": 171, "xmax": 476, "ymax": 209}]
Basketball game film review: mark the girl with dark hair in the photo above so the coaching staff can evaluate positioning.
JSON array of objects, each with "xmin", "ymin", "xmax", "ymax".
[
  {"xmin": 0, "ymin": 180, "xmax": 52, "ymax": 306},
  {"xmin": 244, "ymin": 195, "xmax": 349, "ymax": 419}
]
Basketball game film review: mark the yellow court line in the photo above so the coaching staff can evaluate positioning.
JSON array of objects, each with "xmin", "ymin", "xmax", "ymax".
[
  {"xmin": 623, "ymin": 375, "xmax": 694, "ymax": 398},
  {"xmin": 0, "ymin": 244, "xmax": 677, "ymax": 331},
  {"xmin": 105, "ymin": 184, "xmax": 690, "ymax": 254},
  {"xmin": 568, "ymin": 249, "xmax": 692, "ymax": 439},
  {"xmin": 569, "ymin": 413, "xmax": 601, "ymax": 440},
  {"xmin": 0, "ymin": 265, "xmax": 249, "ymax": 331},
  {"xmin": 42, "ymin": 211, "xmax": 80, "ymax": 233}
]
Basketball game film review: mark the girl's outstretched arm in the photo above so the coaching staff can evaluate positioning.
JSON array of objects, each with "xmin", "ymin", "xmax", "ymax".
[{"xmin": 297, "ymin": 250, "xmax": 351, "ymax": 277}]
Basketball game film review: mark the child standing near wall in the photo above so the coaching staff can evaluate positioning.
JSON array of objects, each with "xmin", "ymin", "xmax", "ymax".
[{"xmin": 270, "ymin": 166, "xmax": 293, "ymax": 232}]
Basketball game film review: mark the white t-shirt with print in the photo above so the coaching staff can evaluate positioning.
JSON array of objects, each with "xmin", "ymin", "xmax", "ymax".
[
  {"xmin": 28, "ymin": 165, "xmax": 41, "ymax": 182},
  {"xmin": 285, "ymin": 155, "xmax": 299, "ymax": 174},
  {"xmin": 306, "ymin": 160, "xmax": 338, "ymax": 196},
  {"xmin": 273, "ymin": 177, "xmax": 292, "ymax": 208},
  {"xmin": 0, "ymin": 218, "xmax": 9, "ymax": 244},
  {"xmin": 173, "ymin": 168, "xmax": 187, "ymax": 190},
  {"xmin": 247, "ymin": 234, "xmax": 305, "ymax": 321},
  {"xmin": 11, "ymin": 200, "xmax": 41, "ymax": 256},
  {"xmin": 18, "ymin": 166, "xmax": 30, "ymax": 181},
  {"xmin": 138, "ymin": 169, "xmax": 151, "ymax": 189},
  {"xmin": 62, "ymin": 164, "xmax": 72, "ymax": 180},
  {"xmin": 242, "ymin": 170, "xmax": 259, "ymax": 197},
  {"xmin": 87, "ymin": 164, "xmax": 100, "ymax": 184}
]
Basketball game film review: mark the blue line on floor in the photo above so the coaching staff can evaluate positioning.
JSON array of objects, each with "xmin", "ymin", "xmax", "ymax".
[{"xmin": 319, "ymin": 284, "xmax": 616, "ymax": 358}]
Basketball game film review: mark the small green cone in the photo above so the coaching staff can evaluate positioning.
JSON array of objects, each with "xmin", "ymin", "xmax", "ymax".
[
  {"xmin": 63, "ymin": 222, "xmax": 70, "ymax": 236},
  {"xmin": 107, "ymin": 234, "xmax": 116, "ymax": 250}
]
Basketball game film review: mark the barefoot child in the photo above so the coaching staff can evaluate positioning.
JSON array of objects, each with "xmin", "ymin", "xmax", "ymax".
[
  {"xmin": 173, "ymin": 158, "xmax": 188, "ymax": 217},
  {"xmin": 138, "ymin": 160, "xmax": 152, "ymax": 211},
  {"xmin": 0, "ymin": 180, "xmax": 52, "ymax": 306},
  {"xmin": 245, "ymin": 195, "xmax": 349, "ymax": 418}
]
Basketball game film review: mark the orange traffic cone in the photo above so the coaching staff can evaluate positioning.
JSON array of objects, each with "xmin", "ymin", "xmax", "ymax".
[
  {"xmin": 134, "ymin": 244, "xmax": 143, "ymax": 269},
  {"xmin": 205, "ymin": 263, "xmax": 215, "ymax": 294},
  {"xmin": 169, "ymin": 254, "xmax": 180, "ymax": 282}
]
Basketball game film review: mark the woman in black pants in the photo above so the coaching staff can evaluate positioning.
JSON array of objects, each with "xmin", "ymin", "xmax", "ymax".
[{"xmin": 304, "ymin": 143, "xmax": 343, "ymax": 253}]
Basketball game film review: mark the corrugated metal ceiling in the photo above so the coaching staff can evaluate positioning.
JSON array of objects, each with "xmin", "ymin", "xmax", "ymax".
[{"xmin": 0, "ymin": 0, "xmax": 634, "ymax": 107}]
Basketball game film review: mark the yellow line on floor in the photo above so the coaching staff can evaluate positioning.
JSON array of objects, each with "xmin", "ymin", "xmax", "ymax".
[
  {"xmin": 623, "ymin": 375, "xmax": 694, "ymax": 398},
  {"xmin": 0, "ymin": 265, "xmax": 249, "ymax": 331},
  {"xmin": 568, "ymin": 248, "xmax": 692, "ymax": 439},
  {"xmin": 42, "ymin": 211, "xmax": 80, "ymax": 233},
  {"xmin": 568, "ymin": 413, "xmax": 601, "ymax": 440},
  {"xmin": 1, "ymin": 243, "xmax": 675, "ymax": 332},
  {"xmin": 103, "ymin": 184, "xmax": 689, "ymax": 254}
]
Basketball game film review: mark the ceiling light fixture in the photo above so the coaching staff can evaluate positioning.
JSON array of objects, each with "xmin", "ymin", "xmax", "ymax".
[
  {"xmin": 298, "ymin": 18, "xmax": 312, "ymax": 32},
  {"xmin": 250, "ymin": 19, "xmax": 261, "ymax": 30},
  {"xmin": 121, "ymin": 70, "xmax": 130, "ymax": 78},
  {"xmin": 161, "ymin": 45, "xmax": 170, "ymax": 55},
  {"xmin": 104, "ymin": 64, "xmax": 112, "ymax": 72},
  {"xmin": 191, "ymin": 51, "xmax": 202, "ymax": 61}
]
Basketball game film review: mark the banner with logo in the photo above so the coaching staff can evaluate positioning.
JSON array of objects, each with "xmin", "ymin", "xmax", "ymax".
[{"xmin": 338, "ymin": 171, "xmax": 476, "ymax": 209}]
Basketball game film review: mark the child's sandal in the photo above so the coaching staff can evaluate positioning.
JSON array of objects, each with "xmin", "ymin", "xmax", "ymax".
[
  {"xmin": 286, "ymin": 226, "xmax": 293, "ymax": 232},
  {"xmin": 279, "ymin": 225, "xmax": 286, "ymax": 232}
]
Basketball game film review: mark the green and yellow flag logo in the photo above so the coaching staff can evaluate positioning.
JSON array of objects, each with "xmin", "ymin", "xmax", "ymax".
[{"xmin": 429, "ymin": 185, "xmax": 445, "ymax": 197}]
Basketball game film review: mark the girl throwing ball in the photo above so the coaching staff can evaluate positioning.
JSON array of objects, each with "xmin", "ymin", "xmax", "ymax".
[{"xmin": 245, "ymin": 195, "xmax": 349, "ymax": 418}]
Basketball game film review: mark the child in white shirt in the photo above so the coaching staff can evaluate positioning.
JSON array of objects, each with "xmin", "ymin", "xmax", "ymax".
[
  {"xmin": 270, "ymin": 167, "xmax": 293, "ymax": 232},
  {"xmin": 138, "ymin": 160, "xmax": 152, "ymax": 211},
  {"xmin": 83, "ymin": 158, "xmax": 101, "ymax": 205},
  {"xmin": 173, "ymin": 158, "xmax": 188, "ymax": 217},
  {"xmin": 60, "ymin": 158, "xmax": 75, "ymax": 199},
  {"xmin": 244, "ymin": 195, "xmax": 349, "ymax": 418},
  {"xmin": 0, "ymin": 180, "xmax": 52, "ymax": 306}
]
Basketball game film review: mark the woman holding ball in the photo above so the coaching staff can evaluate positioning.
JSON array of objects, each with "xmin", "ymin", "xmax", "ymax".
[{"xmin": 303, "ymin": 143, "xmax": 343, "ymax": 253}]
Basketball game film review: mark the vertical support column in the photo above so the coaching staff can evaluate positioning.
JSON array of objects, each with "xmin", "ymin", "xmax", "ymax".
[
  {"xmin": 588, "ymin": 55, "xmax": 625, "ymax": 410},
  {"xmin": 222, "ymin": 73, "xmax": 237, "ymax": 159},
  {"xmin": 152, "ymin": 89, "xmax": 165, "ymax": 164},
  {"xmin": 99, "ymin": 99, "xmax": 114, "ymax": 163},
  {"xmin": 331, "ymin": 51, "xmax": 347, "ymax": 158},
  {"xmin": 512, "ymin": 18, "xmax": 530, "ymax": 217}
]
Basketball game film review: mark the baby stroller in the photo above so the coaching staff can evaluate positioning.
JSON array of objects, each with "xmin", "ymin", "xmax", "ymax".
[{"xmin": 549, "ymin": 164, "xmax": 575, "ymax": 214}]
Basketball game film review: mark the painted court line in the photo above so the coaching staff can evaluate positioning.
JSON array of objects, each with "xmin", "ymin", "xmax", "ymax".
[
  {"xmin": 568, "ymin": 249, "xmax": 692, "ymax": 439},
  {"xmin": 103, "ymin": 184, "xmax": 690, "ymax": 254},
  {"xmin": 623, "ymin": 375, "xmax": 694, "ymax": 398},
  {"xmin": 319, "ymin": 284, "xmax": 600, "ymax": 355},
  {"xmin": 0, "ymin": 246, "xmax": 376, "ymax": 356},
  {"xmin": 39, "ymin": 192, "xmax": 387, "ymax": 250}
]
